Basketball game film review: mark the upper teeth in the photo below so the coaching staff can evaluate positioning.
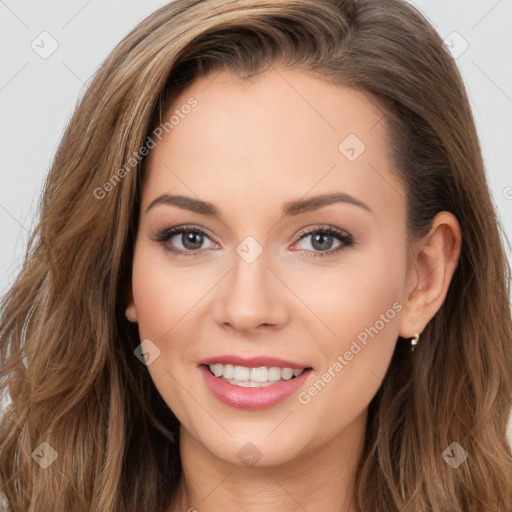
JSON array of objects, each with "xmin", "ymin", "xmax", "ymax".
[{"xmin": 209, "ymin": 363, "xmax": 304, "ymax": 383}]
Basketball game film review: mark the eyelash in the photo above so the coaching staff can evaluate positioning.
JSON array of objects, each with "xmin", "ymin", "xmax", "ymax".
[{"xmin": 152, "ymin": 224, "xmax": 355, "ymax": 258}]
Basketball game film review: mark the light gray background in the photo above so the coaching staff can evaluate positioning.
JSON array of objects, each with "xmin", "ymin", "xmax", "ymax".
[{"xmin": 1, "ymin": 1, "xmax": 511, "ymax": 440}]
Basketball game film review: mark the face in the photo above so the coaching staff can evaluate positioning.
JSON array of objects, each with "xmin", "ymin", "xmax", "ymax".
[{"xmin": 126, "ymin": 68, "xmax": 412, "ymax": 467}]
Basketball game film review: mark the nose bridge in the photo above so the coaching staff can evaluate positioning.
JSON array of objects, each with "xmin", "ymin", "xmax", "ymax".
[{"xmin": 213, "ymin": 240, "xmax": 288, "ymax": 331}]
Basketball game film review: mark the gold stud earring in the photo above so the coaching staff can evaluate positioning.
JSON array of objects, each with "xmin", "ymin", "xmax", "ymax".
[{"xmin": 410, "ymin": 333, "xmax": 420, "ymax": 353}]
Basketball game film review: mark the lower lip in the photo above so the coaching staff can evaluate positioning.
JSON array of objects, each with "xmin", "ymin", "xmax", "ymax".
[{"xmin": 200, "ymin": 365, "xmax": 312, "ymax": 409}]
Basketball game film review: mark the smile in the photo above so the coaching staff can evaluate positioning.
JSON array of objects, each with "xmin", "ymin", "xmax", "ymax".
[{"xmin": 199, "ymin": 362, "xmax": 313, "ymax": 409}]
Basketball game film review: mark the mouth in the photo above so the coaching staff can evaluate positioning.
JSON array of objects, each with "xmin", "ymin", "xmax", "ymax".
[
  {"xmin": 204, "ymin": 363, "xmax": 310, "ymax": 388},
  {"xmin": 198, "ymin": 360, "xmax": 314, "ymax": 409}
]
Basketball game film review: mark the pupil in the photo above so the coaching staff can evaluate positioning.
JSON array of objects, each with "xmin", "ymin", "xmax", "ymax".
[
  {"xmin": 183, "ymin": 231, "xmax": 203, "ymax": 250},
  {"xmin": 312, "ymin": 233, "xmax": 333, "ymax": 251}
]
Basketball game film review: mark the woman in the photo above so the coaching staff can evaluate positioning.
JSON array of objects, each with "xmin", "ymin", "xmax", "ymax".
[{"xmin": 1, "ymin": 0, "xmax": 511, "ymax": 510}]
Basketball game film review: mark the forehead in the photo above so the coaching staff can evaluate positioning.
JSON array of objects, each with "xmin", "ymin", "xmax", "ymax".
[{"xmin": 142, "ymin": 68, "xmax": 404, "ymax": 227}]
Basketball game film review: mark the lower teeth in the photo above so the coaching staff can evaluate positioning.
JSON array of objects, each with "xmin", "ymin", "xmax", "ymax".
[{"xmin": 223, "ymin": 378, "xmax": 276, "ymax": 388}]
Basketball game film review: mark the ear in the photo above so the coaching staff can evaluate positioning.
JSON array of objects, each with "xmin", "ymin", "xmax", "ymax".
[
  {"xmin": 398, "ymin": 211, "xmax": 461, "ymax": 338},
  {"xmin": 125, "ymin": 290, "xmax": 138, "ymax": 323}
]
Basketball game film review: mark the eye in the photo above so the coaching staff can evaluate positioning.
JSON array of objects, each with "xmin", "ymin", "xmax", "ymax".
[
  {"xmin": 291, "ymin": 226, "xmax": 354, "ymax": 257},
  {"xmin": 152, "ymin": 224, "xmax": 355, "ymax": 258},
  {"xmin": 153, "ymin": 224, "xmax": 217, "ymax": 256}
]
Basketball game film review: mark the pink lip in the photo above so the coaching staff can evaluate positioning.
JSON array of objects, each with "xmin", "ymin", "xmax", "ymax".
[
  {"xmin": 198, "ymin": 355, "xmax": 310, "ymax": 370},
  {"xmin": 199, "ymin": 365, "xmax": 313, "ymax": 409}
]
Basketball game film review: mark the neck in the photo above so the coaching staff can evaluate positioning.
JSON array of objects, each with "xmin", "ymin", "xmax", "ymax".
[{"xmin": 169, "ymin": 410, "xmax": 367, "ymax": 512}]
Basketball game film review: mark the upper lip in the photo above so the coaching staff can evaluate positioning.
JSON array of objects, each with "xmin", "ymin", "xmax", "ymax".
[{"xmin": 198, "ymin": 355, "xmax": 311, "ymax": 370}]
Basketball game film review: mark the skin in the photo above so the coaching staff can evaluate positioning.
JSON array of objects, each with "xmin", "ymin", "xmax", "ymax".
[{"xmin": 126, "ymin": 68, "xmax": 461, "ymax": 512}]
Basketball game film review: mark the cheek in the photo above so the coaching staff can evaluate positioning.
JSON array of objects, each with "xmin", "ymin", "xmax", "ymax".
[
  {"xmin": 129, "ymin": 245, "xmax": 204, "ymax": 420},
  {"xmin": 295, "ymin": 236, "xmax": 405, "ymax": 349},
  {"xmin": 130, "ymin": 243, "xmax": 205, "ymax": 339},
  {"xmin": 294, "ymin": 240, "xmax": 406, "ymax": 424}
]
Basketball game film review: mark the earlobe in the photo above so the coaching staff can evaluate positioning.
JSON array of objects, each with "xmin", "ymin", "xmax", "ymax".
[
  {"xmin": 125, "ymin": 300, "xmax": 138, "ymax": 323},
  {"xmin": 398, "ymin": 211, "xmax": 461, "ymax": 338}
]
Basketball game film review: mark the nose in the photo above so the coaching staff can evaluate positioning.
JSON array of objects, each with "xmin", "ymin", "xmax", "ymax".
[{"xmin": 213, "ymin": 249, "xmax": 289, "ymax": 334}]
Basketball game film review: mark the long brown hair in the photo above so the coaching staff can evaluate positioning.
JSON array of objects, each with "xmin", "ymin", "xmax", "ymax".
[{"xmin": 1, "ymin": 0, "xmax": 511, "ymax": 510}]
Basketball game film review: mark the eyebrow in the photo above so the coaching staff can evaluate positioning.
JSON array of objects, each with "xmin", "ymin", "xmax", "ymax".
[{"xmin": 146, "ymin": 192, "xmax": 372, "ymax": 216}]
